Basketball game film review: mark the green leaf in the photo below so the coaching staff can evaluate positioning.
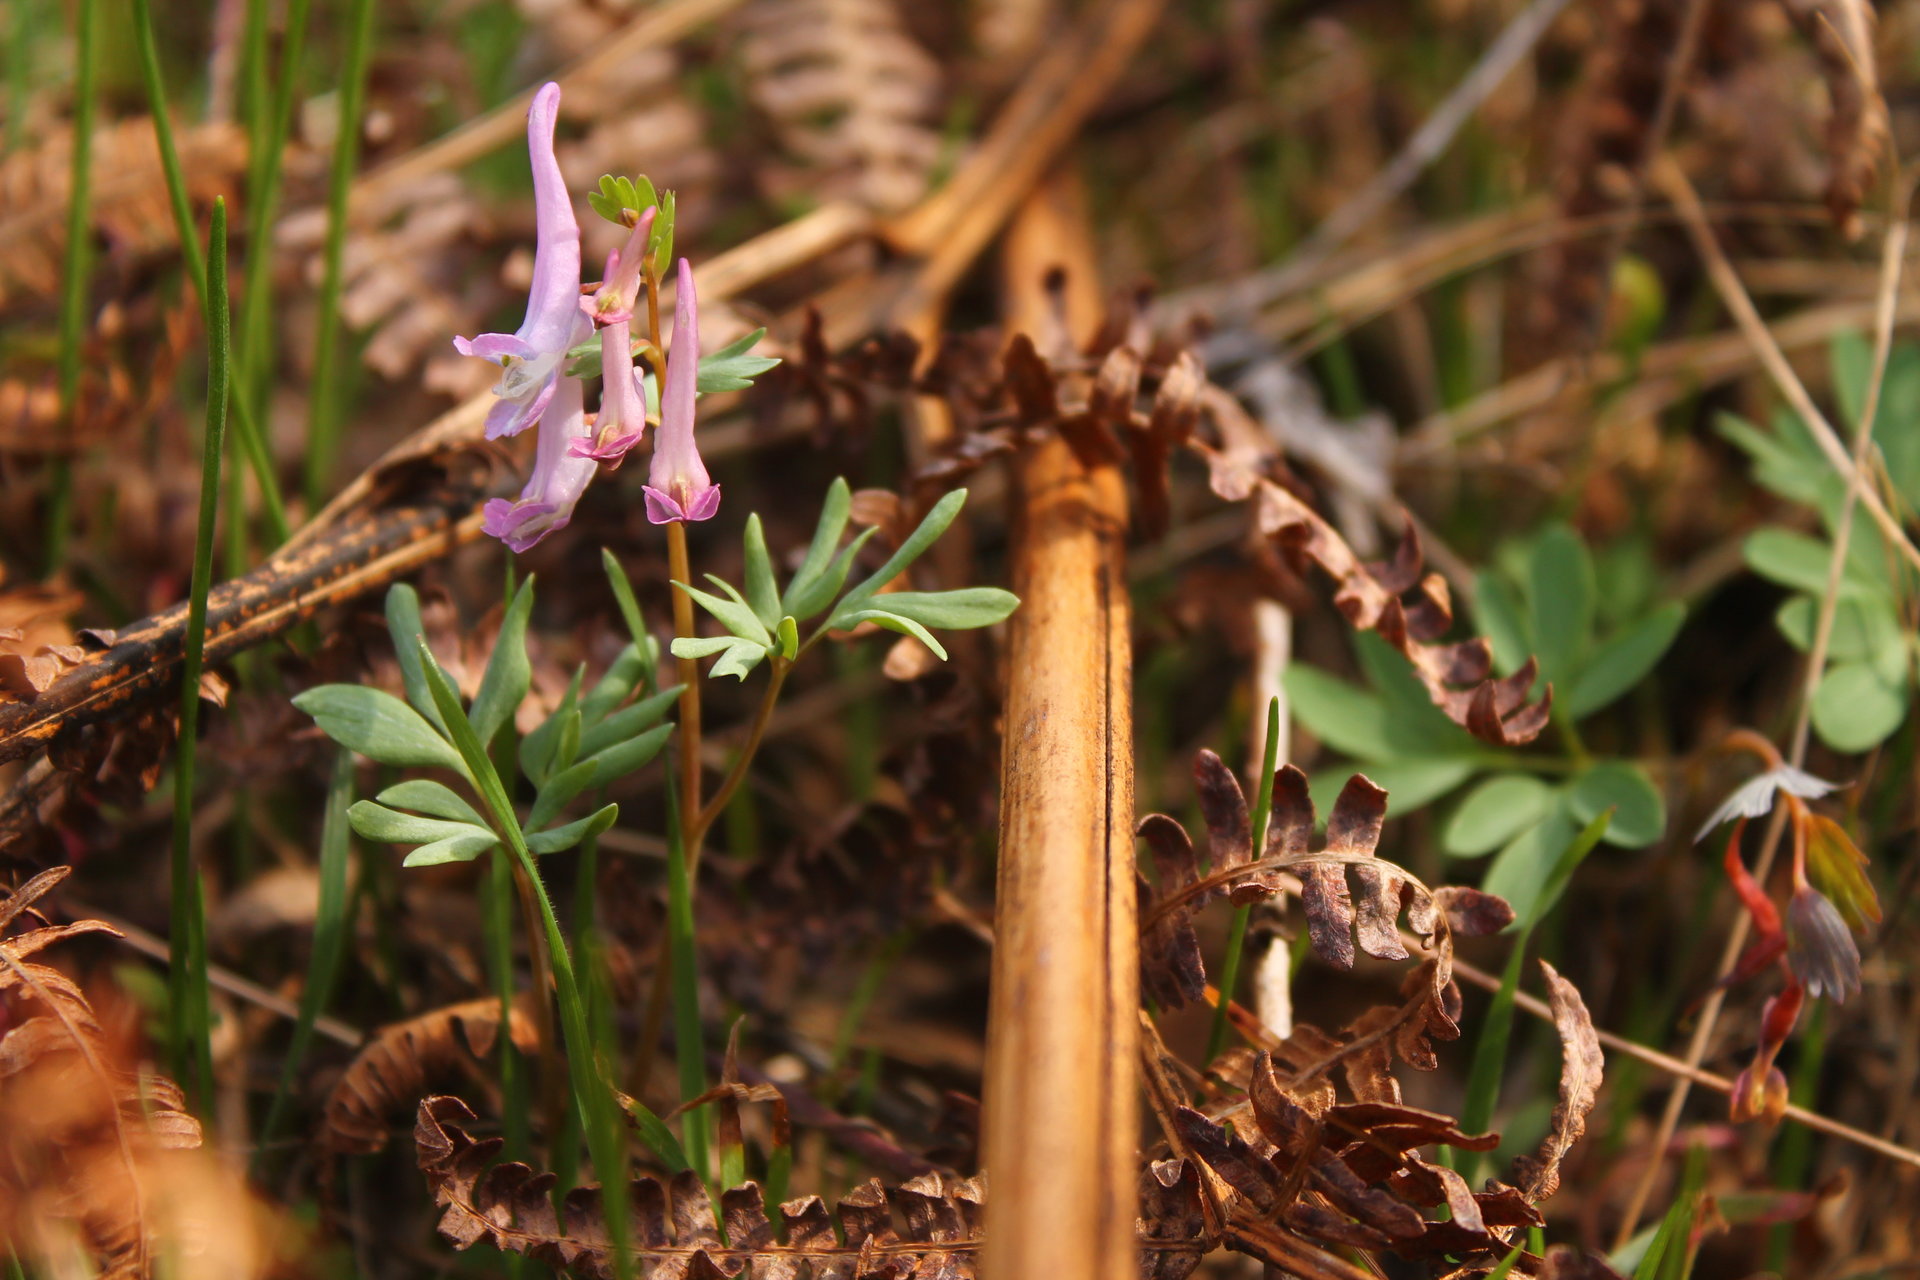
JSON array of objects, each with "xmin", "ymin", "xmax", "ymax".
[
  {"xmin": 1528, "ymin": 524, "xmax": 1596, "ymax": 682},
  {"xmin": 1744, "ymin": 527, "xmax": 1882, "ymax": 599},
  {"xmin": 601, "ymin": 549, "xmax": 657, "ymax": 687},
  {"xmin": 581, "ymin": 646, "xmax": 648, "ymax": 724},
  {"xmin": 671, "ymin": 635, "xmax": 737, "ymax": 660},
  {"xmin": 376, "ymin": 780, "xmax": 487, "ymax": 828},
  {"xmin": 416, "ymin": 639, "xmax": 522, "ymax": 842},
  {"xmin": 1351, "ymin": 630, "xmax": 1476, "ymax": 752},
  {"xmin": 1568, "ymin": 761, "xmax": 1665, "ymax": 848},
  {"xmin": 1285, "ymin": 666, "xmax": 1397, "ymax": 760},
  {"xmin": 470, "ymin": 576, "xmax": 535, "ymax": 747},
  {"xmin": 1472, "ymin": 572, "xmax": 1530, "ymax": 677},
  {"xmin": 651, "ymin": 189, "xmax": 675, "ymax": 277},
  {"xmin": 777, "ymin": 615, "xmax": 799, "ymax": 661},
  {"xmin": 1443, "ymin": 774, "xmax": 1555, "ymax": 858},
  {"xmin": 785, "ymin": 526, "xmax": 880, "ymax": 621},
  {"xmin": 403, "ymin": 828, "xmax": 503, "ymax": 867},
  {"xmin": 1483, "ymin": 803, "xmax": 1575, "ymax": 930},
  {"xmin": 529, "ymin": 724, "xmax": 673, "ymax": 828},
  {"xmin": 675, "ymin": 578, "xmax": 771, "ymax": 645},
  {"xmin": 697, "ymin": 328, "xmax": 780, "ymax": 392},
  {"xmin": 578, "ymin": 685, "xmax": 680, "ymax": 759},
  {"xmin": 1774, "ymin": 594, "xmax": 1902, "ymax": 667},
  {"xmin": 833, "ymin": 608, "xmax": 948, "ymax": 661},
  {"xmin": 1811, "ymin": 660, "xmax": 1909, "ymax": 752},
  {"xmin": 711, "ymin": 640, "xmax": 769, "ymax": 681},
  {"xmin": 384, "ymin": 584, "xmax": 447, "ymax": 732},
  {"xmin": 1534, "ymin": 807, "xmax": 1614, "ymax": 925},
  {"xmin": 837, "ymin": 489, "xmax": 966, "ymax": 611},
  {"xmin": 293, "ymin": 685, "xmax": 465, "ymax": 774},
  {"xmin": 1563, "ymin": 602, "xmax": 1684, "ymax": 719},
  {"xmin": 347, "ymin": 801, "xmax": 494, "ymax": 850},
  {"xmin": 527, "ymin": 803, "xmax": 619, "ymax": 855},
  {"xmin": 851, "ymin": 588, "xmax": 1020, "ymax": 630},
  {"xmin": 785, "ymin": 477, "xmax": 853, "ymax": 617},
  {"xmin": 742, "ymin": 515, "xmax": 783, "ymax": 628},
  {"xmin": 620, "ymin": 1092, "xmax": 691, "ymax": 1173},
  {"xmin": 1346, "ymin": 757, "xmax": 1477, "ymax": 815},
  {"xmin": 1716, "ymin": 410, "xmax": 1831, "ymax": 509},
  {"xmin": 519, "ymin": 670, "xmax": 582, "ymax": 787}
]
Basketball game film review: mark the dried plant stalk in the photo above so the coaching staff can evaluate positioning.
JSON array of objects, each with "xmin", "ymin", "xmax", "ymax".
[{"xmin": 982, "ymin": 168, "xmax": 1139, "ymax": 1280}]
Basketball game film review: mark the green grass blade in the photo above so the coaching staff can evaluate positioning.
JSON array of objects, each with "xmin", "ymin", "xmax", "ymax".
[
  {"xmin": 167, "ymin": 198, "xmax": 232, "ymax": 1114},
  {"xmin": 44, "ymin": 0, "xmax": 99, "ymax": 573},
  {"xmin": 1205, "ymin": 697, "xmax": 1282, "ymax": 1064},
  {"xmin": 1459, "ymin": 931, "xmax": 1528, "ymax": 1138},
  {"xmin": 129, "ymin": 0, "xmax": 289, "ymax": 548},
  {"xmin": 304, "ymin": 0, "xmax": 379, "ymax": 510},
  {"xmin": 255, "ymin": 746, "xmax": 356, "ymax": 1169},
  {"xmin": 665, "ymin": 764, "xmax": 712, "ymax": 1185}
]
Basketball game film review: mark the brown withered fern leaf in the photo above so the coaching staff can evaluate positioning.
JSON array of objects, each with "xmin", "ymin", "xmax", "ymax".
[
  {"xmin": 1137, "ymin": 754, "xmax": 1512, "ymax": 1012},
  {"xmin": 916, "ymin": 310, "xmax": 1552, "ymax": 746},
  {"xmin": 736, "ymin": 0, "xmax": 946, "ymax": 213},
  {"xmin": 1144, "ymin": 1048, "xmax": 1613, "ymax": 1277},
  {"xmin": 0, "ymin": 867, "xmax": 231, "ymax": 1278},
  {"xmin": 0, "ymin": 119, "xmax": 247, "ymax": 309},
  {"xmin": 321, "ymin": 995, "xmax": 537, "ymax": 1155}
]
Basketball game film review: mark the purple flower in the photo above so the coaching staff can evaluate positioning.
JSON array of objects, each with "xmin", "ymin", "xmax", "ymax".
[
  {"xmin": 453, "ymin": 82, "xmax": 589, "ymax": 440},
  {"xmin": 643, "ymin": 259, "xmax": 720, "ymax": 524},
  {"xmin": 1786, "ymin": 886, "xmax": 1862, "ymax": 1002},
  {"xmin": 572, "ymin": 210, "xmax": 657, "ymax": 464},
  {"xmin": 482, "ymin": 375, "xmax": 596, "ymax": 552}
]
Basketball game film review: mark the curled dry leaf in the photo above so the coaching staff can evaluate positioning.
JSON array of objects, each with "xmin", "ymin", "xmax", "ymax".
[
  {"xmin": 418, "ymin": 1093, "xmax": 993, "ymax": 1279},
  {"xmin": 321, "ymin": 996, "xmax": 538, "ymax": 1155},
  {"xmin": 0, "ymin": 867, "xmax": 263, "ymax": 1279},
  {"xmin": 1163, "ymin": 1052, "xmax": 1542, "ymax": 1271},
  {"xmin": 1252, "ymin": 486, "xmax": 1551, "ymax": 745},
  {"xmin": 1139, "ymin": 756, "xmax": 1488, "ymax": 1010},
  {"xmin": 1512, "ymin": 959, "xmax": 1604, "ymax": 1202}
]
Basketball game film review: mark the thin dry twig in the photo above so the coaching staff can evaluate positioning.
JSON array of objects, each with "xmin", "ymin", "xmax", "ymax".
[{"xmin": 1615, "ymin": 161, "xmax": 1917, "ymax": 1246}]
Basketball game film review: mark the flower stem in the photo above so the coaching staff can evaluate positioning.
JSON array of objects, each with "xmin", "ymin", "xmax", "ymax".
[
  {"xmin": 690, "ymin": 658, "xmax": 789, "ymax": 852},
  {"xmin": 666, "ymin": 520, "xmax": 704, "ymax": 863}
]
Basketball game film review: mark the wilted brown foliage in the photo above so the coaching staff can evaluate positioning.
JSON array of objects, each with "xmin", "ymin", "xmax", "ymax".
[{"xmin": 0, "ymin": 867, "xmax": 290, "ymax": 1278}]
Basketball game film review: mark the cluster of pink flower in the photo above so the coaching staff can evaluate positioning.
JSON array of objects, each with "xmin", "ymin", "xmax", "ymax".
[{"xmin": 454, "ymin": 82, "xmax": 716, "ymax": 552}]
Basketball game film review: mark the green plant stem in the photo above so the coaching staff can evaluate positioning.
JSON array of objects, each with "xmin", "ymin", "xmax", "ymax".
[
  {"xmin": 416, "ymin": 646, "xmax": 631, "ymax": 1273},
  {"xmin": 230, "ymin": 0, "xmax": 312, "ymax": 569},
  {"xmin": 129, "ymin": 0, "xmax": 289, "ymax": 548},
  {"xmin": 510, "ymin": 854, "xmax": 567, "ymax": 1155},
  {"xmin": 304, "ymin": 0, "xmax": 377, "ymax": 509},
  {"xmin": 485, "ymin": 843, "xmax": 530, "ymax": 1168},
  {"xmin": 45, "ymin": 0, "xmax": 99, "ymax": 574},
  {"xmin": 1204, "ymin": 697, "xmax": 1283, "ymax": 1064},
  {"xmin": 689, "ymin": 659, "xmax": 789, "ymax": 845},
  {"xmin": 167, "ymin": 198, "xmax": 232, "ymax": 1115},
  {"xmin": 665, "ymin": 764, "xmax": 712, "ymax": 1185},
  {"xmin": 255, "ymin": 746, "xmax": 355, "ymax": 1171},
  {"xmin": 667, "ymin": 521, "xmax": 704, "ymax": 852}
]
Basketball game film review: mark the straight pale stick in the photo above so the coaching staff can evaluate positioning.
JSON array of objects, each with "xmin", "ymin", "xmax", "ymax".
[{"xmin": 982, "ymin": 168, "xmax": 1139, "ymax": 1280}]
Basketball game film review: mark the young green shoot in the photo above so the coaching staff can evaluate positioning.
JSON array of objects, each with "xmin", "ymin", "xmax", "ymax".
[{"xmin": 1205, "ymin": 697, "xmax": 1282, "ymax": 1065}]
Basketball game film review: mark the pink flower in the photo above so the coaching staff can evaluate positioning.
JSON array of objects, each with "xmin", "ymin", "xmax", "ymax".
[
  {"xmin": 482, "ymin": 375, "xmax": 596, "ymax": 552},
  {"xmin": 453, "ymin": 82, "xmax": 589, "ymax": 441},
  {"xmin": 572, "ymin": 210, "xmax": 656, "ymax": 464},
  {"xmin": 643, "ymin": 259, "xmax": 720, "ymax": 524}
]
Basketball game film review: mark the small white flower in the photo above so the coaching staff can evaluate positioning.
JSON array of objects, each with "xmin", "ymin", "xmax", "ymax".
[{"xmin": 1693, "ymin": 765, "xmax": 1840, "ymax": 843}]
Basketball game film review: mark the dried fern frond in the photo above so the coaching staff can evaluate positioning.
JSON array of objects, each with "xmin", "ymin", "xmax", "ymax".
[
  {"xmin": 321, "ymin": 996, "xmax": 537, "ymax": 1155},
  {"xmin": 0, "ymin": 118, "xmax": 247, "ymax": 310},
  {"xmin": 0, "ymin": 866, "xmax": 259, "ymax": 1279},
  {"xmin": 738, "ymin": 0, "xmax": 946, "ymax": 213}
]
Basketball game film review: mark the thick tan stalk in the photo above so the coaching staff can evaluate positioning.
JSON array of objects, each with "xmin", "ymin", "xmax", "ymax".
[{"xmin": 982, "ymin": 169, "xmax": 1139, "ymax": 1280}]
